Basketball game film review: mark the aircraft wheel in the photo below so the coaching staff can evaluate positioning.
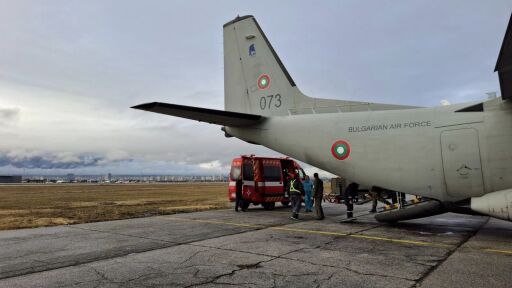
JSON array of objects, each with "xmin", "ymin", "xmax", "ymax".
[
  {"xmin": 262, "ymin": 202, "xmax": 275, "ymax": 210},
  {"xmin": 281, "ymin": 201, "xmax": 290, "ymax": 207}
]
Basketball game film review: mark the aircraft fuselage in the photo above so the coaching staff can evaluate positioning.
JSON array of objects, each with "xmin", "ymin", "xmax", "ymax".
[{"xmin": 226, "ymin": 97, "xmax": 512, "ymax": 202}]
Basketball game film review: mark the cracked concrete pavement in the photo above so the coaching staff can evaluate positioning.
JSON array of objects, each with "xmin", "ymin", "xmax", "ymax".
[{"xmin": 0, "ymin": 202, "xmax": 511, "ymax": 287}]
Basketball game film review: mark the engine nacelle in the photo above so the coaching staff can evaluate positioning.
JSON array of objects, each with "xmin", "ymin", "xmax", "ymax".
[{"xmin": 471, "ymin": 188, "xmax": 512, "ymax": 221}]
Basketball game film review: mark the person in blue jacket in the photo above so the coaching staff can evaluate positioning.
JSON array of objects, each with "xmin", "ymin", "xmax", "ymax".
[{"xmin": 302, "ymin": 175, "xmax": 313, "ymax": 212}]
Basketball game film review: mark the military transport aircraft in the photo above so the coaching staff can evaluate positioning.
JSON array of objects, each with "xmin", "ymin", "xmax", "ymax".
[{"xmin": 133, "ymin": 14, "xmax": 512, "ymax": 223}]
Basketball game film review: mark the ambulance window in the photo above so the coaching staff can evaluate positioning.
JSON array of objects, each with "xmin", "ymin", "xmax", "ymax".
[
  {"xmin": 263, "ymin": 165, "xmax": 281, "ymax": 182},
  {"xmin": 230, "ymin": 166, "xmax": 241, "ymax": 180},
  {"xmin": 243, "ymin": 162, "xmax": 254, "ymax": 180}
]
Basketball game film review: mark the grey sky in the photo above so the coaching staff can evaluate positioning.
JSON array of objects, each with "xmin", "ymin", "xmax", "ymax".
[{"xmin": 0, "ymin": 1, "xmax": 510, "ymax": 175}]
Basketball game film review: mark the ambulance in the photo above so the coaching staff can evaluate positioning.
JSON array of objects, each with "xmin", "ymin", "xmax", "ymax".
[{"xmin": 228, "ymin": 155, "xmax": 305, "ymax": 210}]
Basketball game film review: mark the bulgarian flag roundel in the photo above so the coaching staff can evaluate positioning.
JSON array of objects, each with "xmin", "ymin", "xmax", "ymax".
[
  {"xmin": 257, "ymin": 74, "xmax": 270, "ymax": 90},
  {"xmin": 331, "ymin": 140, "xmax": 351, "ymax": 160}
]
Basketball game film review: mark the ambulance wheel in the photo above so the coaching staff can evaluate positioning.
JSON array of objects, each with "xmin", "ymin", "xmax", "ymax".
[
  {"xmin": 281, "ymin": 201, "xmax": 290, "ymax": 207},
  {"xmin": 262, "ymin": 202, "xmax": 275, "ymax": 210}
]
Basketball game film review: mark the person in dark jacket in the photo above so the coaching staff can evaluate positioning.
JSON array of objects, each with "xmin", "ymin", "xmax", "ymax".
[
  {"xmin": 235, "ymin": 175, "xmax": 245, "ymax": 212},
  {"xmin": 289, "ymin": 174, "xmax": 304, "ymax": 220},
  {"xmin": 344, "ymin": 182, "xmax": 359, "ymax": 218},
  {"xmin": 313, "ymin": 173, "xmax": 324, "ymax": 220}
]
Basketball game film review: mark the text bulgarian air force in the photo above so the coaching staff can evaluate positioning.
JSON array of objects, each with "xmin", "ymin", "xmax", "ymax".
[{"xmin": 348, "ymin": 121, "xmax": 432, "ymax": 133}]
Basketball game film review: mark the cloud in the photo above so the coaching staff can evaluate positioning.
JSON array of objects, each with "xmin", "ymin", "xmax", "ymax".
[
  {"xmin": 0, "ymin": 107, "xmax": 20, "ymax": 125},
  {"xmin": 197, "ymin": 160, "xmax": 231, "ymax": 173},
  {"xmin": 440, "ymin": 100, "xmax": 451, "ymax": 106},
  {"xmin": 0, "ymin": 150, "xmax": 129, "ymax": 169},
  {"xmin": 197, "ymin": 159, "xmax": 231, "ymax": 173},
  {"xmin": 97, "ymin": 150, "xmax": 132, "ymax": 165},
  {"xmin": 199, "ymin": 160, "xmax": 222, "ymax": 170}
]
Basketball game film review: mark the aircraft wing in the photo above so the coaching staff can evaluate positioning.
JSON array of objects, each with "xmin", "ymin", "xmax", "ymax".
[
  {"xmin": 131, "ymin": 102, "xmax": 264, "ymax": 127},
  {"xmin": 495, "ymin": 12, "xmax": 512, "ymax": 100}
]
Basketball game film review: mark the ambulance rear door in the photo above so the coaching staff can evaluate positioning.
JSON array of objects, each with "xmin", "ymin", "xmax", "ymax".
[{"xmin": 261, "ymin": 158, "xmax": 284, "ymax": 200}]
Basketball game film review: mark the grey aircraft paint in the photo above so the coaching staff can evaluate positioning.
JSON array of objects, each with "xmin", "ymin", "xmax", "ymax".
[{"xmin": 134, "ymin": 14, "xmax": 512, "ymax": 221}]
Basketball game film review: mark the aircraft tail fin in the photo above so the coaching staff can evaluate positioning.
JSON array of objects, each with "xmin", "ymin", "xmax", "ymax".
[
  {"xmin": 495, "ymin": 12, "xmax": 512, "ymax": 100},
  {"xmin": 131, "ymin": 102, "xmax": 263, "ymax": 127},
  {"xmin": 223, "ymin": 16, "xmax": 419, "ymax": 116},
  {"xmin": 223, "ymin": 15, "xmax": 307, "ymax": 116}
]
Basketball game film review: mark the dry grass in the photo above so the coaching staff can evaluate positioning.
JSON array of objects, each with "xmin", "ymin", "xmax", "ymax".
[{"xmin": 0, "ymin": 183, "xmax": 229, "ymax": 230}]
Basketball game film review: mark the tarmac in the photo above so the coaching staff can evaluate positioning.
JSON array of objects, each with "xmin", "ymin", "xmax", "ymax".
[{"xmin": 0, "ymin": 201, "xmax": 511, "ymax": 288}]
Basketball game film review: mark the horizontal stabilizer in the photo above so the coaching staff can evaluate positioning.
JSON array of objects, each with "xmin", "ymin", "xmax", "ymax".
[
  {"xmin": 131, "ymin": 102, "xmax": 264, "ymax": 127},
  {"xmin": 495, "ymin": 12, "xmax": 512, "ymax": 100}
]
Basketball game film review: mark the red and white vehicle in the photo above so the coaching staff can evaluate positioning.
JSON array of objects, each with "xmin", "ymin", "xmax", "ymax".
[{"xmin": 228, "ymin": 155, "xmax": 305, "ymax": 210}]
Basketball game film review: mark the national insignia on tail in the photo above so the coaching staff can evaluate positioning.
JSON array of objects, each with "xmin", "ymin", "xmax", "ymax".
[{"xmin": 257, "ymin": 74, "xmax": 270, "ymax": 90}]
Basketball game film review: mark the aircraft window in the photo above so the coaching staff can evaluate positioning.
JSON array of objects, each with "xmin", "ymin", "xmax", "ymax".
[
  {"xmin": 263, "ymin": 165, "xmax": 282, "ymax": 182},
  {"xmin": 230, "ymin": 166, "xmax": 241, "ymax": 180},
  {"xmin": 243, "ymin": 162, "xmax": 254, "ymax": 180}
]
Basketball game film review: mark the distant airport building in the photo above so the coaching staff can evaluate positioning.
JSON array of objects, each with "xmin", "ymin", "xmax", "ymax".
[
  {"xmin": 0, "ymin": 175, "xmax": 22, "ymax": 183},
  {"xmin": 66, "ymin": 173, "xmax": 75, "ymax": 182}
]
